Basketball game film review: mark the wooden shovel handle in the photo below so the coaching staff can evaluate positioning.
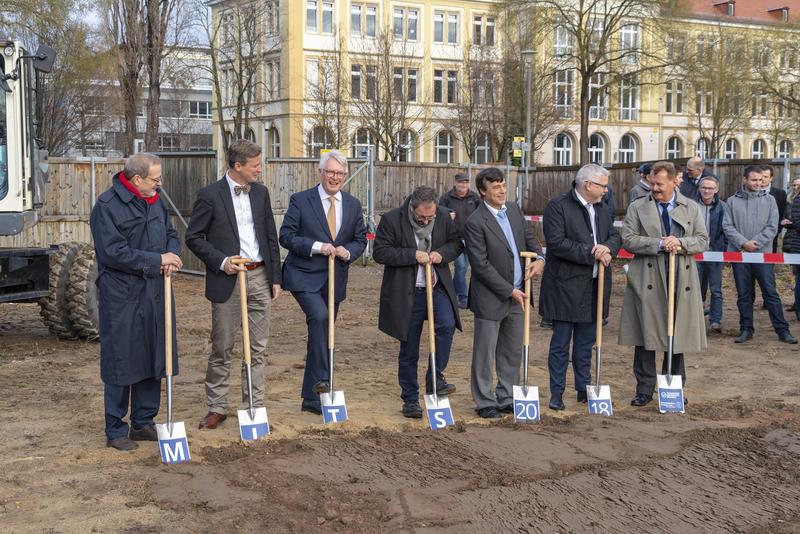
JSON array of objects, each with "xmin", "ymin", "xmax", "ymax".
[
  {"xmin": 595, "ymin": 262, "xmax": 605, "ymax": 349},
  {"xmin": 519, "ymin": 252, "xmax": 538, "ymax": 260},
  {"xmin": 164, "ymin": 274, "xmax": 173, "ymax": 377},
  {"xmin": 238, "ymin": 270, "xmax": 251, "ymax": 365},
  {"xmin": 425, "ymin": 263, "xmax": 435, "ymax": 354},
  {"xmin": 667, "ymin": 249, "xmax": 679, "ymax": 337},
  {"xmin": 230, "ymin": 257, "xmax": 254, "ymax": 265},
  {"xmin": 519, "ymin": 252, "xmax": 537, "ymax": 346},
  {"xmin": 329, "ymin": 255, "xmax": 335, "ymax": 349}
]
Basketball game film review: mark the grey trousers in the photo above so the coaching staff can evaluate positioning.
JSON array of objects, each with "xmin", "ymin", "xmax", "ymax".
[
  {"xmin": 471, "ymin": 305, "xmax": 524, "ymax": 410},
  {"xmin": 205, "ymin": 266, "xmax": 271, "ymax": 414}
]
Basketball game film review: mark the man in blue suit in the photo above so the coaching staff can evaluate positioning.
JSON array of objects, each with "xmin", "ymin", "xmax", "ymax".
[{"xmin": 280, "ymin": 150, "xmax": 367, "ymax": 414}]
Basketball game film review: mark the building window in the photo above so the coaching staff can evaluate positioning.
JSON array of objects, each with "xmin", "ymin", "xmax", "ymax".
[
  {"xmin": 306, "ymin": 0, "xmax": 317, "ymax": 32},
  {"xmin": 308, "ymin": 126, "xmax": 332, "ymax": 158},
  {"xmin": 365, "ymin": 4, "xmax": 376, "ymax": 37},
  {"xmin": 553, "ymin": 133, "xmax": 572, "ymax": 166},
  {"xmin": 618, "ymin": 134, "xmax": 636, "ymax": 163},
  {"xmin": 366, "ymin": 65, "xmax": 376, "ymax": 100},
  {"xmin": 486, "ymin": 17, "xmax": 495, "ymax": 46},
  {"xmin": 620, "ymin": 24, "xmax": 639, "ymax": 64},
  {"xmin": 407, "ymin": 68, "xmax": 418, "ymax": 102},
  {"xmin": 695, "ymin": 83, "xmax": 712, "ymax": 115},
  {"xmin": 396, "ymin": 129, "xmax": 415, "ymax": 162},
  {"xmin": 752, "ymin": 91, "xmax": 768, "ymax": 117},
  {"xmin": 619, "ymin": 75, "xmax": 638, "ymax": 120},
  {"xmin": 266, "ymin": 60, "xmax": 280, "ymax": 100},
  {"xmin": 266, "ymin": 0, "xmax": 280, "ymax": 35},
  {"xmin": 393, "ymin": 67, "xmax": 403, "ymax": 100},
  {"xmin": 351, "ymin": 65, "xmax": 361, "ymax": 99},
  {"xmin": 394, "ymin": 7, "xmax": 418, "ymax": 41},
  {"xmin": 474, "ymin": 131, "xmax": 492, "ymax": 164},
  {"xmin": 447, "ymin": 13, "xmax": 458, "ymax": 44},
  {"xmin": 473, "ymin": 16, "xmax": 482, "ymax": 46},
  {"xmin": 666, "ymin": 136, "xmax": 682, "ymax": 159},
  {"xmin": 752, "ymin": 139, "xmax": 766, "ymax": 159},
  {"xmin": 696, "ymin": 137, "xmax": 709, "ymax": 159},
  {"xmin": 553, "ymin": 69, "xmax": 574, "ymax": 118},
  {"xmin": 472, "ymin": 16, "xmax": 495, "ymax": 46},
  {"xmin": 447, "ymin": 70, "xmax": 457, "ymax": 104},
  {"xmin": 589, "ymin": 133, "xmax": 605, "ymax": 164},
  {"xmin": 434, "ymin": 11, "xmax": 444, "ymax": 42},
  {"xmin": 554, "ymin": 25, "xmax": 573, "ymax": 57},
  {"xmin": 353, "ymin": 128, "xmax": 376, "ymax": 158},
  {"xmin": 322, "ymin": 2, "xmax": 333, "ymax": 34},
  {"xmin": 778, "ymin": 140, "xmax": 793, "ymax": 159},
  {"xmin": 665, "ymin": 81, "xmax": 683, "ymax": 114},
  {"xmin": 667, "ymin": 34, "xmax": 685, "ymax": 62},
  {"xmin": 351, "ymin": 4, "xmax": 362, "ymax": 35},
  {"xmin": 723, "ymin": 138, "xmax": 738, "ymax": 159},
  {"xmin": 189, "ymin": 101, "xmax": 212, "ymax": 119},
  {"xmin": 589, "ymin": 73, "xmax": 606, "ymax": 119},
  {"xmin": 270, "ymin": 127, "xmax": 280, "ymax": 158},
  {"xmin": 436, "ymin": 130, "xmax": 455, "ymax": 163},
  {"xmin": 158, "ymin": 134, "xmax": 180, "ymax": 151},
  {"xmin": 245, "ymin": 129, "xmax": 256, "ymax": 142},
  {"xmin": 433, "ymin": 69, "xmax": 443, "ymax": 103}
]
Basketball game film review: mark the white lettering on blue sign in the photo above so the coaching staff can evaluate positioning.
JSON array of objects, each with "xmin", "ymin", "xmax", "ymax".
[
  {"xmin": 238, "ymin": 407, "xmax": 270, "ymax": 441},
  {"xmin": 320, "ymin": 391, "xmax": 349, "ymax": 424},
  {"xmin": 156, "ymin": 421, "xmax": 191, "ymax": 465},
  {"xmin": 512, "ymin": 385, "xmax": 540, "ymax": 423},
  {"xmin": 587, "ymin": 385, "xmax": 613, "ymax": 417},
  {"xmin": 424, "ymin": 394, "xmax": 454, "ymax": 430},
  {"xmin": 657, "ymin": 375, "xmax": 685, "ymax": 414}
]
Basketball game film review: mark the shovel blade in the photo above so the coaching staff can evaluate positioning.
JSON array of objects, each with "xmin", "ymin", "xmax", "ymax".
[
  {"xmin": 424, "ymin": 394, "xmax": 454, "ymax": 430},
  {"xmin": 512, "ymin": 385, "xmax": 540, "ymax": 423},
  {"xmin": 320, "ymin": 391, "xmax": 348, "ymax": 424},
  {"xmin": 656, "ymin": 374, "xmax": 685, "ymax": 414},
  {"xmin": 156, "ymin": 421, "xmax": 191, "ymax": 465},
  {"xmin": 238, "ymin": 407, "xmax": 270, "ymax": 441},
  {"xmin": 586, "ymin": 385, "xmax": 613, "ymax": 416}
]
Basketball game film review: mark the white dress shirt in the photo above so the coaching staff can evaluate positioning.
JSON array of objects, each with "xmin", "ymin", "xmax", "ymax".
[
  {"xmin": 220, "ymin": 174, "xmax": 262, "ymax": 270},
  {"xmin": 311, "ymin": 184, "xmax": 349, "ymax": 259},
  {"xmin": 575, "ymin": 189, "xmax": 598, "ymax": 278}
]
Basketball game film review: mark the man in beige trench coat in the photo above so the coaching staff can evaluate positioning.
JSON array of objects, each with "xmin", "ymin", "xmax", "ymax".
[{"xmin": 619, "ymin": 161, "xmax": 709, "ymax": 407}]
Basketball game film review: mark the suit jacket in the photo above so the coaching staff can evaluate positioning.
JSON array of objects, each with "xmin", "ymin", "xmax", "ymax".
[
  {"xmin": 373, "ymin": 199, "xmax": 463, "ymax": 341},
  {"xmin": 279, "ymin": 186, "xmax": 367, "ymax": 302},
  {"xmin": 463, "ymin": 201, "xmax": 544, "ymax": 321},
  {"xmin": 185, "ymin": 177, "xmax": 282, "ymax": 303}
]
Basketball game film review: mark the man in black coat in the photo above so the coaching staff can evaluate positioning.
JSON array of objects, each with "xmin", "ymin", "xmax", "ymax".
[
  {"xmin": 680, "ymin": 156, "xmax": 715, "ymax": 201},
  {"xmin": 540, "ymin": 164, "xmax": 621, "ymax": 411},
  {"xmin": 90, "ymin": 153, "xmax": 182, "ymax": 451},
  {"xmin": 439, "ymin": 173, "xmax": 481, "ymax": 308},
  {"xmin": 464, "ymin": 167, "xmax": 545, "ymax": 419},
  {"xmin": 761, "ymin": 164, "xmax": 788, "ymax": 254},
  {"xmin": 373, "ymin": 186, "xmax": 463, "ymax": 418},
  {"xmin": 186, "ymin": 139, "xmax": 282, "ymax": 430}
]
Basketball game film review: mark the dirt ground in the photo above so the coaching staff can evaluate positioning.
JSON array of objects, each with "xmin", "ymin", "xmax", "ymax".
[{"xmin": 1, "ymin": 262, "xmax": 800, "ymax": 533}]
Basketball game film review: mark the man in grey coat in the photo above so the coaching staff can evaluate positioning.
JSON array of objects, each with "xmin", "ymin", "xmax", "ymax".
[
  {"xmin": 627, "ymin": 163, "xmax": 652, "ymax": 204},
  {"xmin": 464, "ymin": 167, "xmax": 544, "ymax": 419},
  {"xmin": 722, "ymin": 165, "xmax": 797, "ymax": 344}
]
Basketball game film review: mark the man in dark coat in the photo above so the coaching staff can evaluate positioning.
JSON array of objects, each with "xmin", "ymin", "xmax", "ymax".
[
  {"xmin": 680, "ymin": 156, "xmax": 715, "ymax": 201},
  {"xmin": 374, "ymin": 186, "xmax": 463, "ymax": 418},
  {"xmin": 761, "ymin": 164, "xmax": 788, "ymax": 254},
  {"xmin": 279, "ymin": 150, "xmax": 367, "ymax": 414},
  {"xmin": 438, "ymin": 173, "xmax": 480, "ymax": 308},
  {"xmin": 695, "ymin": 176, "xmax": 726, "ymax": 332},
  {"xmin": 90, "ymin": 153, "xmax": 182, "ymax": 451},
  {"xmin": 464, "ymin": 167, "xmax": 544, "ymax": 419},
  {"xmin": 186, "ymin": 139, "xmax": 283, "ymax": 430},
  {"xmin": 539, "ymin": 164, "xmax": 621, "ymax": 411}
]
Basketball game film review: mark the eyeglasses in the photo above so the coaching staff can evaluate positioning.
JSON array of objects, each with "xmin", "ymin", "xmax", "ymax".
[
  {"xmin": 587, "ymin": 180, "xmax": 609, "ymax": 191},
  {"xmin": 414, "ymin": 213, "xmax": 437, "ymax": 223},
  {"xmin": 323, "ymin": 170, "xmax": 347, "ymax": 179}
]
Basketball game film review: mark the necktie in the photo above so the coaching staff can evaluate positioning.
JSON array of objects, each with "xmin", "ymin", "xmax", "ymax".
[
  {"xmin": 660, "ymin": 202, "xmax": 671, "ymax": 236},
  {"xmin": 497, "ymin": 208, "xmax": 507, "ymax": 219},
  {"xmin": 234, "ymin": 184, "xmax": 251, "ymax": 195},
  {"xmin": 327, "ymin": 196, "xmax": 337, "ymax": 240}
]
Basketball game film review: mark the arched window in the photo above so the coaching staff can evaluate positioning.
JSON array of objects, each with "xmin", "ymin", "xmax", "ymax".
[
  {"xmin": 778, "ymin": 139, "xmax": 793, "ymax": 159},
  {"xmin": 751, "ymin": 139, "xmax": 766, "ymax": 159},
  {"xmin": 224, "ymin": 130, "xmax": 233, "ymax": 148},
  {"xmin": 352, "ymin": 128, "xmax": 376, "ymax": 158},
  {"xmin": 436, "ymin": 130, "xmax": 455, "ymax": 163},
  {"xmin": 245, "ymin": 128, "xmax": 256, "ymax": 142},
  {"xmin": 270, "ymin": 127, "xmax": 281, "ymax": 158},
  {"xmin": 696, "ymin": 137, "xmax": 709, "ymax": 159},
  {"xmin": 395, "ymin": 129, "xmax": 415, "ymax": 162},
  {"xmin": 308, "ymin": 126, "xmax": 332, "ymax": 158},
  {"xmin": 665, "ymin": 136, "xmax": 682, "ymax": 159},
  {"xmin": 723, "ymin": 138, "xmax": 738, "ymax": 159},
  {"xmin": 474, "ymin": 131, "xmax": 492, "ymax": 164},
  {"xmin": 589, "ymin": 133, "xmax": 605, "ymax": 164},
  {"xmin": 553, "ymin": 133, "xmax": 572, "ymax": 165},
  {"xmin": 618, "ymin": 134, "xmax": 637, "ymax": 163}
]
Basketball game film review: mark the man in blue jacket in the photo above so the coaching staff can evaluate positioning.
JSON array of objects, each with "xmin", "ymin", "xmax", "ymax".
[
  {"xmin": 90, "ymin": 153, "xmax": 182, "ymax": 451},
  {"xmin": 695, "ymin": 176, "xmax": 726, "ymax": 332}
]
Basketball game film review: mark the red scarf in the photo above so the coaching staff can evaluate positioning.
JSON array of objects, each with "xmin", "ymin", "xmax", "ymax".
[{"xmin": 119, "ymin": 171, "xmax": 159, "ymax": 205}]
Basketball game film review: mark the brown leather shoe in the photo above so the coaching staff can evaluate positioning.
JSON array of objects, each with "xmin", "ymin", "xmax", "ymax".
[{"xmin": 199, "ymin": 411, "xmax": 227, "ymax": 429}]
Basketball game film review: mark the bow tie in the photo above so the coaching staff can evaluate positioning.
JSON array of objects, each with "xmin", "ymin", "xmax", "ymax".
[{"xmin": 234, "ymin": 184, "xmax": 251, "ymax": 195}]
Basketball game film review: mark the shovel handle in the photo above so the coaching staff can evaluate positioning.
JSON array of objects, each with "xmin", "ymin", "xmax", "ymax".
[
  {"xmin": 425, "ymin": 263, "xmax": 436, "ymax": 354},
  {"xmin": 519, "ymin": 252, "xmax": 537, "ymax": 347},
  {"xmin": 230, "ymin": 257, "xmax": 254, "ymax": 265},
  {"xmin": 667, "ymin": 249, "xmax": 678, "ymax": 338},
  {"xmin": 164, "ymin": 274, "xmax": 173, "ymax": 377},
  {"xmin": 595, "ymin": 261, "xmax": 605, "ymax": 349},
  {"xmin": 238, "ymin": 270, "xmax": 252, "ymax": 365},
  {"xmin": 328, "ymin": 255, "xmax": 335, "ymax": 349}
]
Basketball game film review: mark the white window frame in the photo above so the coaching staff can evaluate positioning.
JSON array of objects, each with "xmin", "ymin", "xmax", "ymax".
[
  {"xmin": 189, "ymin": 101, "xmax": 212, "ymax": 119},
  {"xmin": 308, "ymin": 126, "xmax": 332, "ymax": 158},
  {"xmin": 270, "ymin": 127, "xmax": 280, "ymax": 158},
  {"xmin": 553, "ymin": 69, "xmax": 574, "ymax": 118},
  {"xmin": 306, "ymin": 0, "xmax": 317, "ymax": 33},
  {"xmin": 589, "ymin": 72, "xmax": 606, "ymax": 119},
  {"xmin": 723, "ymin": 138, "xmax": 738, "ymax": 159},
  {"xmin": 436, "ymin": 130, "xmax": 455, "ymax": 163},
  {"xmin": 620, "ymin": 23, "xmax": 640, "ymax": 64},
  {"xmin": 396, "ymin": 129, "xmax": 415, "ymax": 162},
  {"xmin": 474, "ymin": 131, "xmax": 492, "ymax": 164},
  {"xmin": 321, "ymin": 1, "xmax": 334, "ymax": 34},
  {"xmin": 666, "ymin": 136, "xmax": 682, "ymax": 159},
  {"xmin": 751, "ymin": 139, "xmax": 766, "ymax": 159},
  {"xmin": 619, "ymin": 75, "xmax": 638, "ymax": 121},
  {"xmin": 589, "ymin": 133, "xmax": 605, "ymax": 164},
  {"xmin": 553, "ymin": 133, "xmax": 572, "ymax": 166},
  {"xmin": 353, "ymin": 128, "xmax": 375, "ymax": 158},
  {"xmin": 447, "ymin": 13, "xmax": 458, "ymax": 44},
  {"xmin": 696, "ymin": 138, "xmax": 709, "ymax": 159},
  {"xmin": 778, "ymin": 140, "xmax": 793, "ymax": 159},
  {"xmin": 618, "ymin": 134, "xmax": 636, "ymax": 163},
  {"xmin": 665, "ymin": 81, "xmax": 683, "ymax": 114},
  {"xmin": 434, "ymin": 11, "xmax": 444, "ymax": 43}
]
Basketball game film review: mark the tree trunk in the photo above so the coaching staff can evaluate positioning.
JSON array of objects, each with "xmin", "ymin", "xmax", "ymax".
[{"xmin": 579, "ymin": 75, "xmax": 591, "ymax": 166}]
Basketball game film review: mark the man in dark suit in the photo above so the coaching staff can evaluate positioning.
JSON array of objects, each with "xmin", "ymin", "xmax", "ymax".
[
  {"xmin": 540, "ymin": 164, "xmax": 621, "ymax": 411},
  {"xmin": 464, "ymin": 167, "xmax": 545, "ymax": 419},
  {"xmin": 186, "ymin": 139, "xmax": 282, "ymax": 430},
  {"xmin": 680, "ymin": 156, "xmax": 715, "ymax": 201},
  {"xmin": 279, "ymin": 149, "xmax": 367, "ymax": 414},
  {"xmin": 761, "ymin": 164, "xmax": 788, "ymax": 254},
  {"xmin": 373, "ymin": 186, "xmax": 463, "ymax": 418}
]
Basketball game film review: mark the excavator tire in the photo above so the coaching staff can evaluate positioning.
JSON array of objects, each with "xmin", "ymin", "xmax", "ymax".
[
  {"xmin": 39, "ymin": 242, "xmax": 82, "ymax": 339},
  {"xmin": 67, "ymin": 243, "xmax": 99, "ymax": 341}
]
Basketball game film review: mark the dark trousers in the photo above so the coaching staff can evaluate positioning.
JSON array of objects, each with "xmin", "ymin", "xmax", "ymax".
[
  {"xmin": 292, "ymin": 288, "xmax": 340, "ymax": 409},
  {"xmin": 547, "ymin": 281, "xmax": 597, "ymax": 395},
  {"xmin": 697, "ymin": 261, "xmax": 723, "ymax": 324},
  {"xmin": 104, "ymin": 377, "xmax": 161, "ymax": 440},
  {"xmin": 731, "ymin": 263, "xmax": 789, "ymax": 335},
  {"xmin": 633, "ymin": 346, "xmax": 685, "ymax": 396},
  {"xmin": 398, "ymin": 285, "xmax": 456, "ymax": 403},
  {"xmin": 453, "ymin": 251, "xmax": 469, "ymax": 301},
  {"xmin": 794, "ymin": 266, "xmax": 800, "ymax": 319}
]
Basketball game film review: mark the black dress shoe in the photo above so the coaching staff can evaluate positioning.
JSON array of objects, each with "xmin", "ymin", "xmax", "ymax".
[
  {"xmin": 779, "ymin": 332, "xmax": 798, "ymax": 344},
  {"xmin": 576, "ymin": 390, "xmax": 588, "ymax": 403},
  {"xmin": 630, "ymin": 393, "xmax": 652, "ymax": 407},
  {"xmin": 548, "ymin": 393, "xmax": 565, "ymax": 411},
  {"xmin": 301, "ymin": 401, "xmax": 322, "ymax": 415},
  {"xmin": 425, "ymin": 376, "xmax": 456, "ymax": 396},
  {"xmin": 312, "ymin": 381, "xmax": 331, "ymax": 394},
  {"xmin": 497, "ymin": 404, "xmax": 514, "ymax": 414},
  {"xmin": 129, "ymin": 425, "xmax": 158, "ymax": 441},
  {"xmin": 734, "ymin": 330, "xmax": 753, "ymax": 343},
  {"xmin": 107, "ymin": 436, "xmax": 139, "ymax": 451},
  {"xmin": 402, "ymin": 401, "xmax": 423, "ymax": 419},
  {"xmin": 476, "ymin": 406, "xmax": 500, "ymax": 419}
]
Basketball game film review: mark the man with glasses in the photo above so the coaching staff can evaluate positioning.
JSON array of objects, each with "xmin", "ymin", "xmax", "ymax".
[
  {"xmin": 280, "ymin": 150, "xmax": 367, "ymax": 414},
  {"xmin": 91, "ymin": 153, "xmax": 183, "ymax": 450},
  {"xmin": 695, "ymin": 176, "xmax": 726, "ymax": 332},
  {"xmin": 373, "ymin": 186, "xmax": 463, "ymax": 418},
  {"xmin": 539, "ymin": 164, "xmax": 620, "ymax": 411}
]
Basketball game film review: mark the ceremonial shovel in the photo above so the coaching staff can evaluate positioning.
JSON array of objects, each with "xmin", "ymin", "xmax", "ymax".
[
  {"xmin": 156, "ymin": 273, "xmax": 191, "ymax": 463},
  {"xmin": 231, "ymin": 258, "xmax": 270, "ymax": 440},
  {"xmin": 657, "ymin": 248, "xmax": 685, "ymax": 413},
  {"xmin": 319, "ymin": 255, "xmax": 348, "ymax": 423},
  {"xmin": 587, "ymin": 261, "xmax": 613, "ymax": 416},
  {"xmin": 513, "ymin": 252, "xmax": 540, "ymax": 422},
  {"xmin": 423, "ymin": 263, "xmax": 454, "ymax": 430}
]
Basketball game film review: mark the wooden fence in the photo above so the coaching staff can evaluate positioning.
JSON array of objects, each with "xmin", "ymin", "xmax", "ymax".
[{"xmin": 1, "ymin": 154, "xmax": 796, "ymax": 270}]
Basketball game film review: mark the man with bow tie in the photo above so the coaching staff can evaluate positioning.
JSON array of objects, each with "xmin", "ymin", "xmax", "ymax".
[
  {"xmin": 186, "ymin": 139, "xmax": 283, "ymax": 430},
  {"xmin": 463, "ymin": 167, "xmax": 545, "ymax": 419},
  {"xmin": 279, "ymin": 150, "xmax": 367, "ymax": 415}
]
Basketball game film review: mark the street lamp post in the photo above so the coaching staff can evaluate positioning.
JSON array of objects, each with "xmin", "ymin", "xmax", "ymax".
[
  {"xmin": 263, "ymin": 118, "xmax": 272, "ymax": 162},
  {"xmin": 520, "ymin": 48, "xmax": 536, "ymax": 210}
]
